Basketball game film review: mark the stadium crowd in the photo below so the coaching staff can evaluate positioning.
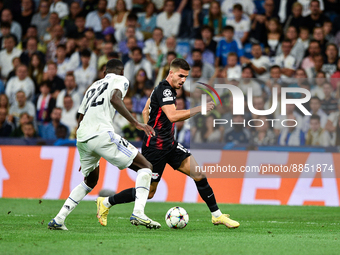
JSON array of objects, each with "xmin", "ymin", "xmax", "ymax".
[{"xmin": 0, "ymin": 0, "xmax": 339, "ymax": 148}]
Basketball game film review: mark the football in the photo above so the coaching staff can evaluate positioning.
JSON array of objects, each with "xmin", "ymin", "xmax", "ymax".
[{"xmin": 165, "ymin": 206, "xmax": 189, "ymax": 229}]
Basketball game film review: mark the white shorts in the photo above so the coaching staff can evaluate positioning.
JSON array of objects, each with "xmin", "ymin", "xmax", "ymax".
[{"xmin": 77, "ymin": 131, "xmax": 138, "ymax": 177}]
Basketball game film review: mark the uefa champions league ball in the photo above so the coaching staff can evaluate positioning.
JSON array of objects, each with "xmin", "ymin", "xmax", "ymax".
[{"xmin": 165, "ymin": 206, "xmax": 189, "ymax": 229}]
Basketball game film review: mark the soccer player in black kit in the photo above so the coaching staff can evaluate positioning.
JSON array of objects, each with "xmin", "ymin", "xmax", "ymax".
[{"xmin": 96, "ymin": 59, "xmax": 240, "ymax": 229}]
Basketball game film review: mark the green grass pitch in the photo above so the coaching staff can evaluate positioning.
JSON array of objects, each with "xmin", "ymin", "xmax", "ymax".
[{"xmin": 0, "ymin": 198, "xmax": 339, "ymax": 255}]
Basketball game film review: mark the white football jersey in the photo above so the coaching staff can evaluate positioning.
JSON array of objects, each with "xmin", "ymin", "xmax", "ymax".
[{"xmin": 77, "ymin": 73, "xmax": 129, "ymax": 142}]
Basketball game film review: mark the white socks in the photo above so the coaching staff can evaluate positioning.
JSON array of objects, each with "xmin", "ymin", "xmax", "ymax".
[
  {"xmin": 132, "ymin": 168, "xmax": 152, "ymax": 216},
  {"xmin": 55, "ymin": 181, "xmax": 92, "ymax": 223},
  {"xmin": 103, "ymin": 197, "xmax": 111, "ymax": 208},
  {"xmin": 211, "ymin": 209, "xmax": 222, "ymax": 218}
]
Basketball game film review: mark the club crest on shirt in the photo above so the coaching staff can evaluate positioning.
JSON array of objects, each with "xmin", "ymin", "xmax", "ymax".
[
  {"xmin": 124, "ymin": 82, "xmax": 129, "ymax": 91},
  {"xmin": 163, "ymin": 89, "xmax": 172, "ymax": 97}
]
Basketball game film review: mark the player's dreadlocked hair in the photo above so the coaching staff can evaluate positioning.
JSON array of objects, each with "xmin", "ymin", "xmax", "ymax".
[
  {"xmin": 105, "ymin": 59, "xmax": 124, "ymax": 75},
  {"xmin": 170, "ymin": 58, "xmax": 191, "ymax": 71}
]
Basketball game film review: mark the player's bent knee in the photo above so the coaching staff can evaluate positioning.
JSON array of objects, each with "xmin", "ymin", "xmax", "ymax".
[{"xmin": 193, "ymin": 172, "xmax": 207, "ymax": 182}]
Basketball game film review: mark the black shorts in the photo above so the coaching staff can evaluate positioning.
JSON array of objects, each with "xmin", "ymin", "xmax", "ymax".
[{"xmin": 142, "ymin": 142, "xmax": 191, "ymax": 183}]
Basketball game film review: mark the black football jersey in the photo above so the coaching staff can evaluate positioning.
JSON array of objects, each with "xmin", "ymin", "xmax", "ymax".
[{"xmin": 143, "ymin": 79, "xmax": 177, "ymax": 150}]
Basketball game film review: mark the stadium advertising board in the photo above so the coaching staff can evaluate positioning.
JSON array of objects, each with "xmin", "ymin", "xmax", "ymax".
[{"xmin": 1, "ymin": 146, "xmax": 339, "ymax": 206}]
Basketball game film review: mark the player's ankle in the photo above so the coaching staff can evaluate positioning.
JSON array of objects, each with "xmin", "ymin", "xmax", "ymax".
[
  {"xmin": 103, "ymin": 197, "xmax": 112, "ymax": 208},
  {"xmin": 211, "ymin": 209, "xmax": 222, "ymax": 218},
  {"xmin": 55, "ymin": 216, "xmax": 65, "ymax": 224}
]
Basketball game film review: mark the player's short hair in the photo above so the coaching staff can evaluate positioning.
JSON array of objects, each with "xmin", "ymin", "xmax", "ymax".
[
  {"xmin": 310, "ymin": 114, "xmax": 320, "ymax": 121},
  {"xmin": 170, "ymin": 58, "xmax": 191, "ymax": 71},
  {"xmin": 233, "ymin": 3, "xmax": 242, "ymax": 11},
  {"xmin": 105, "ymin": 59, "xmax": 124, "ymax": 74}
]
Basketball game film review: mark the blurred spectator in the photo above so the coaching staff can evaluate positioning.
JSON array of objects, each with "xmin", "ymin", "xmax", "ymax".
[
  {"xmin": 124, "ymin": 47, "xmax": 153, "ymax": 84},
  {"xmin": 0, "ymin": 107, "xmax": 13, "ymax": 137},
  {"xmin": 278, "ymin": 118, "xmax": 305, "ymax": 146},
  {"xmin": 102, "ymin": 21, "xmax": 115, "ymax": 43},
  {"xmin": 331, "ymin": 59, "xmax": 340, "ymax": 91},
  {"xmin": 203, "ymin": 1, "xmax": 226, "ymax": 38},
  {"xmin": 321, "ymin": 82, "xmax": 337, "ymax": 115},
  {"xmin": 0, "ymin": 94, "xmax": 9, "ymax": 109},
  {"xmin": 36, "ymin": 81, "xmax": 55, "ymax": 124},
  {"xmin": 226, "ymin": 4, "xmax": 250, "ymax": 45},
  {"xmin": 15, "ymin": 0, "xmax": 34, "ymax": 36},
  {"xmin": 6, "ymin": 65, "xmax": 35, "ymax": 105},
  {"xmin": 28, "ymin": 52, "xmax": 44, "ymax": 92},
  {"xmin": 250, "ymin": 116, "xmax": 276, "ymax": 146},
  {"xmin": 31, "ymin": 0, "xmax": 50, "ymax": 42},
  {"xmin": 115, "ymin": 13, "xmax": 143, "ymax": 43},
  {"xmin": 301, "ymin": 0, "xmax": 328, "ymax": 33},
  {"xmin": 60, "ymin": 95, "xmax": 78, "ymax": 133},
  {"xmin": 7, "ymin": 57, "xmax": 21, "ymax": 82},
  {"xmin": 46, "ymin": 25, "xmax": 67, "ymax": 62},
  {"xmin": 50, "ymin": 0, "xmax": 69, "ymax": 19},
  {"xmin": 112, "ymin": 97, "xmax": 133, "ymax": 136},
  {"xmin": 56, "ymin": 73, "xmax": 82, "ymax": 109},
  {"xmin": 10, "ymin": 112, "xmax": 30, "ymax": 137},
  {"xmin": 122, "ymin": 111, "xmax": 144, "ymax": 141},
  {"xmin": 274, "ymin": 103, "xmax": 303, "ymax": 135},
  {"xmin": 156, "ymin": 0, "xmax": 181, "ymax": 38},
  {"xmin": 85, "ymin": 0, "xmax": 112, "ymax": 33},
  {"xmin": 0, "ymin": 35, "xmax": 22, "ymax": 80},
  {"xmin": 187, "ymin": 39, "xmax": 215, "ymax": 66},
  {"xmin": 283, "ymin": 2, "xmax": 303, "ymax": 33},
  {"xmin": 322, "ymin": 43, "xmax": 338, "ymax": 78},
  {"xmin": 68, "ymin": 35, "xmax": 97, "ymax": 70},
  {"xmin": 66, "ymin": 14, "xmax": 86, "ymax": 39},
  {"xmin": 301, "ymin": 40, "xmax": 321, "ymax": 70},
  {"xmin": 238, "ymin": 66, "xmax": 262, "ymax": 97},
  {"xmin": 98, "ymin": 41, "xmax": 114, "ymax": 69},
  {"xmin": 143, "ymin": 28, "xmax": 166, "ymax": 67},
  {"xmin": 0, "ymin": 9, "xmax": 22, "ymax": 42},
  {"xmin": 313, "ymin": 27, "xmax": 328, "ymax": 53},
  {"xmin": 302, "ymin": 96, "xmax": 327, "ymax": 132},
  {"xmin": 19, "ymin": 36, "xmax": 45, "ymax": 67},
  {"xmin": 43, "ymin": 61, "xmax": 65, "ymax": 98},
  {"xmin": 0, "ymin": 22, "xmax": 12, "ymax": 50},
  {"xmin": 74, "ymin": 49, "xmax": 97, "ymax": 95},
  {"xmin": 22, "ymin": 122, "xmax": 37, "ymax": 138},
  {"xmin": 55, "ymin": 44, "xmax": 70, "ymax": 79},
  {"xmin": 311, "ymin": 71, "xmax": 326, "ymax": 99},
  {"xmin": 305, "ymin": 114, "xmax": 330, "ymax": 146},
  {"xmin": 266, "ymin": 18, "xmax": 282, "ymax": 57},
  {"xmin": 118, "ymin": 27, "xmax": 144, "ymax": 55},
  {"xmin": 130, "ymin": 69, "xmax": 153, "ymax": 114},
  {"xmin": 274, "ymin": 39, "xmax": 296, "ymax": 83},
  {"xmin": 9, "ymin": 90, "xmax": 35, "ymax": 127},
  {"xmin": 155, "ymin": 51, "xmax": 177, "ymax": 86},
  {"xmin": 241, "ymin": 43, "xmax": 270, "ymax": 83},
  {"xmin": 108, "ymin": 0, "xmax": 133, "ymax": 12},
  {"xmin": 226, "ymin": 52, "xmax": 241, "ymax": 80},
  {"xmin": 55, "ymin": 124, "xmax": 69, "ymax": 140},
  {"xmin": 299, "ymin": 0, "xmax": 324, "ymax": 17},
  {"xmin": 194, "ymin": 114, "xmax": 222, "ymax": 143},
  {"xmin": 323, "ymin": 20, "xmax": 335, "ymax": 43},
  {"xmin": 110, "ymin": 0, "xmax": 129, "ymax": 30},
  {"xmin": 63, "ymin": 2, "xmax": 83, "ymax": 36},
  {"xmin": 178, "ymin": 0, "xmax": 204, "ymax": 40},
  {"xmin": 40, "ymin": 107, "xmax": 68, "ymax": 140},
  {"xmin": 221, "ymin": 0, "xmax": 255, "ymax": 17},
  {"xmin": 200, "ymin": 25, "xmax": 217, "ymax": 54},
  {"xmin": 297, "ymin": 26, "xmax": 310, "ymax": 50},
  {"xmin": 306, "ymin": 54, "xmax": 324, "ymax": 79},
  {"xmin": 224, "ymin": 115, "xmax": 250, "ymax": 144},
  {"xmin": 249, "ymin": 0, "xmax": 279, "ymax": 45},
  {"xmin": 138, "ymin": 1, "xmax": 157, "ymax": 39},
  {"xmin": 82, "ymin": 0, "xmax": 98, "ymax": 16},
  {"xmin": 276, "ymin": 26, "xmax": 305, "ymax": 67},
  {"xmin": 42, "ymin": 12, "xmax": 60, "ymax": 43},
  {"xmin": 215, "ymin": 26, "xmax": 243, "ymax": 67}
]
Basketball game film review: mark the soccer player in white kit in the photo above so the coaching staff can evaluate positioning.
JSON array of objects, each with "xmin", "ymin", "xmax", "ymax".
[{"xmin": 48, "ymin": 59, "xmax": 161, "ymax": 230}]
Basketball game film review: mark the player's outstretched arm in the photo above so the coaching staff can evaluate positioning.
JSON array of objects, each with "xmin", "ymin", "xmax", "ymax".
[
  {"xmin": 142, "ymin": 98, "xmax": 151, "ymax": 124},
  {"xmin": 111, "ymin": 89, "xmax": 155, "ymax": 137},
  {"xmin": 161, "ymin": 101, "xmax": 215, "ymax": 123}
]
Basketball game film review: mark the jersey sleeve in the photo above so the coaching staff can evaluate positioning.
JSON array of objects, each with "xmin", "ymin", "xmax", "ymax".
[
  {"xmin": 78, "ymin": 95, "xmax": 87, "ymax": 114},
  {"xmin": 156, "ymin": 86, "xmax": 176, "ymax": 107},
  {"xmin": 111, "ymin": 76, "xmax": 130, "ymax": 99}
]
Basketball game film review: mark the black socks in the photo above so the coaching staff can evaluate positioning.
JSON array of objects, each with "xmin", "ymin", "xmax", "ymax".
[
  {"xmin": 195, "ymin": 178, "xmax": 219, "ymax": 212},
  {"xmin": 108, "ymin": 188, "xmax": 136, "ymax": 206}
]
